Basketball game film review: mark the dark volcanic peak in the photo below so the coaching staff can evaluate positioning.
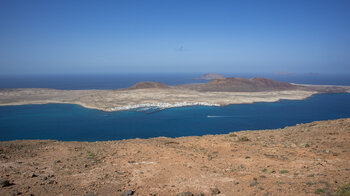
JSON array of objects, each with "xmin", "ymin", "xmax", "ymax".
[
  {"xmin": 128, "ymin": 81, "xmax": 169, "ymax": 90},
  {"xmin": 189, "ymin": 77, "xmax": 296, "ymax": 92}
]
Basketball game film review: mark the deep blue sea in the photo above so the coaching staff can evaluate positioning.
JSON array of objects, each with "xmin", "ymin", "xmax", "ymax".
[
  {"xmin": 1, "ymin": 73, "xmax": 350, "ymax": 89},
  {"xmin": 0, "ymin": 93, "xmax": 349, "ymax": 141},
  {"xmin": 0, "ymin": 73, "xmax": 349, "ymax": 141}
]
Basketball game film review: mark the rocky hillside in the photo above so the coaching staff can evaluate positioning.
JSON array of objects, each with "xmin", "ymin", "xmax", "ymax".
[
  {"xmin": 0, "ymin": 118, "xmax": 349, "ymax": 196},
  {"xmin": 183, "ymin": 77, "xmax": 297, "ymax": 92},
  {"xmin": 127, "ymin": 82, "xmax": 169, "ymax": 90}
]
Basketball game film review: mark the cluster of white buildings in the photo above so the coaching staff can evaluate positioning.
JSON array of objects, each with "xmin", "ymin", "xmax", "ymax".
[{"xmin": 108, "ymin": 102, "xmax": 220, "ymax": 111}]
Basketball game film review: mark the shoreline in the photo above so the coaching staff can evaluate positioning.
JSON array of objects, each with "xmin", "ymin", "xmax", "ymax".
[
  {"xmin": 0, "ymin": 88, "xmax": 317, "ymax": 112},
  {"xmin": 0, "ymin": 92, "xmax": 313, "ymax": 112}
]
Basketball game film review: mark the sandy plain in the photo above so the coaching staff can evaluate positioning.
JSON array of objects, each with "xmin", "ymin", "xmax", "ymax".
[{"xmin": 0, "ymin": 88, "xmax": 321, "ymax": 111}]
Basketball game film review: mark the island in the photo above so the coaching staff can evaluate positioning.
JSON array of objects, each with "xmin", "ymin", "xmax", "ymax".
[
  {"xmin": 0, "ymin": 77, "xmax": 349, "ymax": 111},
  {"xmin": 195, "ymin": 73, "xmax": 226, "ymax": 80}
]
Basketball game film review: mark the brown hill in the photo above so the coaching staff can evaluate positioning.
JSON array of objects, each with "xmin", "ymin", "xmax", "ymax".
[
  {"xmin": 128, "ymin": 81, "xmax": 169, "ymax": 90},
  {"xmin": 182, "ymin": 77, "xmax": 297, "ymax": 92}
]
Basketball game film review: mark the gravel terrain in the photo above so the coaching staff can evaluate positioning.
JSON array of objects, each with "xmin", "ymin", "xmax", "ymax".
[{"xmin": 1, "ymin": 118, "xmax": 349, "ymax": 196}]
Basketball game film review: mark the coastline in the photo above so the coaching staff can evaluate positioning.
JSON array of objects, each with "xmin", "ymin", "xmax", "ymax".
[{"xmin": 0, "ymin": 88, "xmax": 318, "ymax": 112}]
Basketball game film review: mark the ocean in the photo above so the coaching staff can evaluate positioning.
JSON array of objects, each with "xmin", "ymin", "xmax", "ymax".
[
  {"xmin": 1, "ymin": 73, "xmax": 350, "ymax": 89},
  {"xmin": 0, "ymin": 73, "xmax": 349, "ymax": 141},
  {"xmin": 0, "ymin": 93, "xmax": 350, "ymax": 141}
]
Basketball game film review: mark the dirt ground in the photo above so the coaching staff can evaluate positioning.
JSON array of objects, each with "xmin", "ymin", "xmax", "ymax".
[{"xmin": 0, "ymin": 118, "xmax": 349, "ymax": 196}]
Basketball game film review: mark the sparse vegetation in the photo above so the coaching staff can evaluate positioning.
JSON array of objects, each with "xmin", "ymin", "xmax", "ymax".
[
  {"xmin": 315, "ymin": 188, "xmax": 325, "ymax": 194},
  {"xmin": 87, "ymin": 152, "xmax": 94, "ymax": 157},
  {"xmin": 262, "ymin": 168, "xmax": 267, "ymax": 172},
  {"xmin": 337, "ymin": 183, "xmax": 350, "ymax": 196},
  {"xmin": 237, "ymin": 136, "xmax": 250, "ymax": 142},
  {"xmin": 207, "ymin": 154, "xmax": 213, "ymax": 160},
  {"xmin": 280, "ymin": 170, "xmax": 289, "ymax": 174},
  {"xmin": 229, "ymin": 133, "xmax": 238, "ymax": 137}
]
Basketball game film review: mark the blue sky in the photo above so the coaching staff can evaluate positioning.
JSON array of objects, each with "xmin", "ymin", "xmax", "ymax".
[{"xmin": 0, "ymin": 0, "xmax": 349, "ymax": 74}]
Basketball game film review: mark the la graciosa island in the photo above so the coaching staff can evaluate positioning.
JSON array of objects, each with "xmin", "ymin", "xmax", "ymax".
[{"xmin": 1, "ymin": 77, "xmax": 349, "ymax": 112}]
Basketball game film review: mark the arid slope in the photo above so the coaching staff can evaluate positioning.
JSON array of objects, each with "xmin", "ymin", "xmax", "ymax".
[
  {"xmin": 127, "ymin": 82, "xmax": 169, "ymax": 90},
  {"xmin": 181, "ymin": 77, "xmax": 296, "ymax": 92},
  {"xmin": 0, "ymin": 118, "xmax": 349, "ymax": 196}
]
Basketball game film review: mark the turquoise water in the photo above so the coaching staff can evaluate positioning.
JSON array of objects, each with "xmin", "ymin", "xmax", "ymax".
[{"xmin": 0, "ymin": 93, "xmax": 349, "ymax": 141}]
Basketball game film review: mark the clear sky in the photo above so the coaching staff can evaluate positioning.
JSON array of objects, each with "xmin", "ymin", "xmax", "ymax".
[{"xmin": 1, "ymin": 0, "xmax": 349, "ymax": 75}]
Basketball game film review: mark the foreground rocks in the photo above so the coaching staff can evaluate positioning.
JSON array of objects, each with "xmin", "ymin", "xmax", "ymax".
[{"xmin": 0, "ymin": 118, "xmax": 349, "ymax": 196}]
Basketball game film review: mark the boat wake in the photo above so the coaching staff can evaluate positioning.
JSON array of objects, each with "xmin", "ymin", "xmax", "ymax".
[{"xmin": 207, "ymin": 115, "xmax": 233, "ymax": 118}]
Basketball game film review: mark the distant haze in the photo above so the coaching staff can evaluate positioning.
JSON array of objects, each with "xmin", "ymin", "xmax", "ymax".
[{"xmin": 0, "ymin": 0, "xmax": 349, "ymax": 75}]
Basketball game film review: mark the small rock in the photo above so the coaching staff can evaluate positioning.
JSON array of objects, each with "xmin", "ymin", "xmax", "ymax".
[
  {"xmin": 1, "ymin": 179, "xmax": 13, "ymax": 187},
  {"xmin": 120, "ymin": 190, "xmax": 134, "ymax": 196},
  {"xmin": 250, "ymin": 181, "xmax": 258, "ymax": 187},
  {"xmin": 306, "ymin": 182, "xmax": 314, "ymax": 186},
  {"xmin": 47, "ymin": 179, "xmax": 56, "ymax": 184},
  {"xmin": 30, "ymin": 173, "xmax": 37, "ymax": 178},
  {"xmin": 177, "ymin": 192, "xmax": 193, "ymax": 196},
  {"xmin": 210, "ymin": 188, "xmax": 220, "ymax": 195}
]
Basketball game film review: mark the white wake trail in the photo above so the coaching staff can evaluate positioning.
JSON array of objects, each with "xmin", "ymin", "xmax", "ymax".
[{"xmin": 207, "ymin": 115, "xmax": 234, "ymax": 118}]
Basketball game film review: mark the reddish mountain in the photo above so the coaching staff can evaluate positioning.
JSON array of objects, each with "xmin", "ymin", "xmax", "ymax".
[
  {"xmin": 128, "ymin": 82, "xmax": 169, "ymax": 90},
  {"xmin": 183, "ymin": 77, "xmax": 296, "ymax": 92}
]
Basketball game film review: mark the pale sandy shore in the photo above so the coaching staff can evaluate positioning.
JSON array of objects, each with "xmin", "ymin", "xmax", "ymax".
[
  {"xmin": 1, "ymin": 81, "xmax": 350, "ymax": 112},
  {"xmin": 0, "ymin": 88, "xmax": 318, "ymax": 111}
]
